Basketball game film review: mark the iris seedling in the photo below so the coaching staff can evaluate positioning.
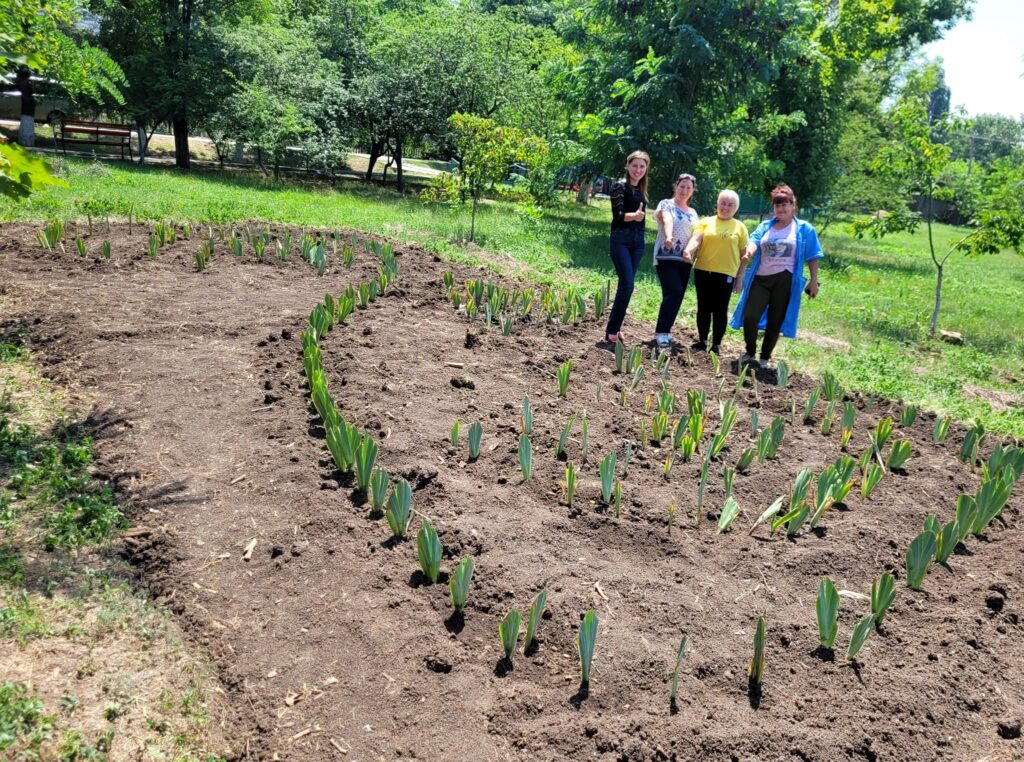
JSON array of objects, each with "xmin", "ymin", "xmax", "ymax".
[
  {"xmin": 905, "ymin": 530, "xmax": 937, "ymax": 590},
  {"xmin": 651, "ymin": 411, "xmax": 669, "ymax": 443},
  {"xmin": 871, "ymin": 572, "xmax": 896, "ymax": 625},
  {"xmin": 369, "ymin": 468, "xmax": 390, "ymax": 518},
  {"xmin": 709, "ymin": 401, "xmax": 738, "ymax": 459},
  {"xmin": 578, "ymin": 610, "xmax": 598, "ymax": 684},
  {"xmin": 75, "ymin": 236, "xmax": 87, "ymax": 257},
  {"xmin": 613, "ymin": 479, "xmax": 622, "ymax": 517},
  {"xmin": 900, "ymin": 405, "xmax": 917, "ymax": 427},
  {"xmin": 417, "ymin": 522, "xmax": 443, "ymax": 583},
  {"xmin": 736, "ymin": 447, "xmax": 755, "ymax": 474},
  {"xmin": 717, "ymin": 497, "xmax": 740, "ymax": 533},
  {"xmin": 101, "ymin": 241, "xmax": 111, "ymax": 259},
  {"xmin": 815, "ymin": 577, "xmax": 840, "ymax": 649},
  {"xmin": 670, "ymin": 635, "xmax": 688, "ymax": 701},
  {"xmin": 613, "ymin": 341, "xmax": 624, "ymax": 374},
  {"xmin": 521, "ymin": 396, "xmax": 533, "ymax": 435},
  {"xmin": 449, "ymin": 557, "xmax": 475, "ymax": 613},
  {"xmin": 630, "ymin": 365, "xmax": 644, "ymax": 390},
  {"xmin": 821, "ymin": 400, "xmax": 837, "ymax": 436},
  {"xmin": 599, "ymin": 452, "xmax": 617, "ymax": 504},
  {"xmin": 557, "ymin": 360, "xmax": 573, "ymax": 398},
  {"xmin": 723, "ymin": 467, "xmax": 735, "ymax": 498},
  {"xmin": 626, "ymin": 345, "xmax": 643, "ymax": 374},
  {"xmin": 385, "ymin": 479, "xmax": 413, "ymax": 538},
  {"xmin": 960, "ymin": 421, "xmax": 985, "ymax": 464},
  {"xmin": 564, "ymin": 463, "xmax": 577, "ymax": 507},
  {"xmin": 518, "ymin": 434, "xmax": 533, "ymax": 481},
  {"xmin": 354, "ymin": 434, "xmax": 378, "ymax": 492},
  {"xmin": 870, "ymin": 417, "xmax": 894, "ymax": 469},
  {"xmin": 749, "ymin": 495, "xmax": 785, "ymax": 535},
  {"xmin": 933, "ymin": 416, "xmax": 951, "ymax": 442},
  {"xmin": 468, "ymin": 421, "xmax": 483, "ymax": 460},
  {"xmin": 840, "ymin": 402, "xmax": 856, "ymax": 450},
  {"xmin": 955, "ymin": 494, "xmax": 978, "ymax": 544},
  {"xmin": 556, "ymin": 415, "xmax": 575, "ymax": 459},
  {"xmin": 846, "ymin": 614, "xmax": 875, "ymax": 661},
  {"xmin": 450, "ymin": 420, "xmax": 460, "ymax": 448},
  {"xmin": 776, "ymin": 361, "xmax": 789, "ymax": 388},
  {"xmin": 662, "ymin": 450, "xmax": 674, "ymax": 480},
  {"xmin": 934, "ymin": 519, "xmax": 959, "ymax": 565},
  {"xmin": 667, "ymin": 500, "xmax": 677, "ymax": 534},
  {"xmin": 524, "ymin": 588, "xmax": 548, "ymax": 651},
  {"xmin": 803, "ymin": 386, "xmax": 820, "ymax": 423},
  {"xmin": 971, "ymin": 471, "xmax": 1013, "ymax": 535},
  {"xmin": 822, "ymin": 370, "xmax": 843, "ymax": 401},
  {"xmin": 580, "ymin": 416, "xmax": 589, "ymax": 463},
  {"xmin": 887, "ymin": 440, "xmax": 913, "ymax": 470},
  {"xmin": 749, "ymin": 617, "xmax": 766, "ymax": 685},
  {"xmin": 499, "ymin": 610, "xmax": 522, "ymax": 663},
  {"xmin": 860, "ymin": 462, "xmax": 883, "ymax": 498}
]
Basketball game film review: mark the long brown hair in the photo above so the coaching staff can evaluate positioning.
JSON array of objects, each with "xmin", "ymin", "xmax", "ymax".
[{"xmin": 624, "ymin": 150, "xmax": 651, "ymax": 200}]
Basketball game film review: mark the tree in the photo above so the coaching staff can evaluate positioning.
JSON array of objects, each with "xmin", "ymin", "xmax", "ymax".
[
  {"xmin": 91, "ymin": 0, "xmax": 264, "ymax": 168},
  {"xmin": 448, "ymin": 113, "xmax": 547, "ymax": 242},
  {"xmin": 1, "ymin": 0, "xmax": 121, "ymax": 199},
  {"xmin": 2, "ymin": 0, "xmax": 124, "ymax": 147},
  {"xmin": 852, "ymin": 64, "xmax": 1024, "ymax": 336},
  {"xmin": 560, "ymin": 0, "xmax": 971, "ymax": 202}
]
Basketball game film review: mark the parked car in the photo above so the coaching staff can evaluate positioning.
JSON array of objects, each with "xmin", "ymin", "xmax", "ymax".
[{"xmin": 0, "ymin": 75, "xmax": 71, "ymax": 124}]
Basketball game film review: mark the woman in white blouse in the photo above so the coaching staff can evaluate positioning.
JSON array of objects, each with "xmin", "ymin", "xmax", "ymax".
[{"xmin": 652, "ymin": 173, "xmax": 699, "ymax": 348}]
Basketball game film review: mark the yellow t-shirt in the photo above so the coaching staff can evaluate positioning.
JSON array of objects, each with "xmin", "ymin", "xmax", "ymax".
[{"xmin": 693, "ymin": 216, "xmax": 748, "ymax": 276}]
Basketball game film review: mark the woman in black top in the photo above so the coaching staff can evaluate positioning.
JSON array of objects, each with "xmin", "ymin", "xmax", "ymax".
[{"xmin": 605, "ymin": 150, "xmax": 650, "ymax": 343}]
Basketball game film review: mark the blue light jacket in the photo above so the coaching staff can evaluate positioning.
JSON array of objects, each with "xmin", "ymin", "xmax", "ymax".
[{"xmin": 729, "ymin": 217, "xmax": 824, "ymax": 339}]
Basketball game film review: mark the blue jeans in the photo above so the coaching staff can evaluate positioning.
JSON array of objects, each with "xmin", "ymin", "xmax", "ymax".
[{"xmin": 606, "ymin": 229, "xmax": 646, "ymax": 337}]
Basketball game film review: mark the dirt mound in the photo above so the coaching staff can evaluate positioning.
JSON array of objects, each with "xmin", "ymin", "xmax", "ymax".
[{"xmin": 2, "ymin": 222, "xmax": 1022, "ymax": 761}]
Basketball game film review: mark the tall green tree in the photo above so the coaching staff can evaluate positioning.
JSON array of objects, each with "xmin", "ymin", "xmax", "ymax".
[
  {"xmin": 852, "ymin": 64, "xmax": 1024, "ymax": 336},
  {"xmin": 561, "ymin": 0, "xmax": 971, "ymax": 202}
]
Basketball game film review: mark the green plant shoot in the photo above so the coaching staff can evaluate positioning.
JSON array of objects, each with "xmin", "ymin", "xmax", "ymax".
[
  {"xmin": 578, "ymin": 610, "xmax": 598, "ymax": 684},
  {"xmin": 417, "ymin": 522, "xmax": 443, "ymax": 583},
  {"xmin": 524, "ymin": 588, "xmax": 548, "ymax": 651},
  {"xmin": 816, "ymin": 577, "xmax": 840, "ymax": 649},
  {"xmin": 449, "ymin": 556, "xmax": 475, "ymax": 613}
]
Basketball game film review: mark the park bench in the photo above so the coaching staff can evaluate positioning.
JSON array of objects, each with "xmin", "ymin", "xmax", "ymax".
[{"xmin": 54, "ymin": 119, "xmax": 133, "ymax": 161}]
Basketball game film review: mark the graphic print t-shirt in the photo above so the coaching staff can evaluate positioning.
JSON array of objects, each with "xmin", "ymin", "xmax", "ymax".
[
  {"xmin": 756, "ymin": 221, "xmax": 797, "ymax": 276},
  {"xmin": 654, "ymin": 199, "xmax": 698, "ymax": 263}
]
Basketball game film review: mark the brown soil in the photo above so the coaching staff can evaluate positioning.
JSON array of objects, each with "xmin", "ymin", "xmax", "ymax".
[{"xmin": 2, "ymin": 222, "xmax": 1022, "ymax": 761}]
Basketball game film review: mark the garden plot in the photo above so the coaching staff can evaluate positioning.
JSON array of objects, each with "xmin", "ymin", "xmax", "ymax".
[{"xmin": 1, "ymin": 220, "xmax": 1022, "ymax": 761}]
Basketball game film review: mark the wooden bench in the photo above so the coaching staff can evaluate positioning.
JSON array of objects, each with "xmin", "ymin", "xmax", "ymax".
[{"xmin": 55, "ymin": 119, "xmax": 133, "ymax": 161}]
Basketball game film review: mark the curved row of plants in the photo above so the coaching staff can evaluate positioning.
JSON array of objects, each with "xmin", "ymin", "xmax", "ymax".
[{"xmin": 296, "ymin": 244, "xmax": 1021, "ymax": 696}]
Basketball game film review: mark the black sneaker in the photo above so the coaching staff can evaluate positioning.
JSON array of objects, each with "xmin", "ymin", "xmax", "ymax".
[
  {"xmin": 710, "ymin": 345, "xmax": 721, "ymax": 356},
  {"xmin": 691, "ymin": 340, "xmax": 707, "ymax": 352}
]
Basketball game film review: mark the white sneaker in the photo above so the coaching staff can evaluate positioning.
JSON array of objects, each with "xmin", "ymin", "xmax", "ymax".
[{"xmin": 655, "ymin": 334, "xmax": 672, "ymax": 348}]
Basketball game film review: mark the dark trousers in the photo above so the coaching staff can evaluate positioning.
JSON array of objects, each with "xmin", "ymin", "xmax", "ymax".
[
  {"xmin": 693, "ymin": 269, "xmax": 733, "ymax": 348},
  {"xmin": 743, "ymin": 271, "xmax": 792, "ymax": 359},
  {"xmin": 655, "ymin": 260, "xmax": 692, "ymax": 334},
  {"xmin": 606, "ymin": 230, "xmax": 646, "ymax": 336}
]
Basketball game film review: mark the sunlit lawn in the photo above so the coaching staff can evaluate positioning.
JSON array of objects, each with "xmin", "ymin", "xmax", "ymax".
[{"xmin": 4, "ymin": 157, "xmax": 1022, "ymax": 435}]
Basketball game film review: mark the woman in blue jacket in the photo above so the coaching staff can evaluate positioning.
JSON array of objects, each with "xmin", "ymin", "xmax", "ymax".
[{"xmin": 731, "ymin": 184, "xmax": 823, "ymax": 369}]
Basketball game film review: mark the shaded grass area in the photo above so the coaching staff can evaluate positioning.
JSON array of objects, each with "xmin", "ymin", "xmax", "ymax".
[
  {"xmin": 2, "ymin": 158, "xmax": 1022, "ymax": 436},
  {"xmin": 0, "ymin": 336, "xmax": 228, "ymax": 761}
]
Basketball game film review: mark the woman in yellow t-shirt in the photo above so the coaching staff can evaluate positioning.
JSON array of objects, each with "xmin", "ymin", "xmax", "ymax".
[{"xmin": 681, "ymin": 189, "xmax": 748, "ymax": 355}]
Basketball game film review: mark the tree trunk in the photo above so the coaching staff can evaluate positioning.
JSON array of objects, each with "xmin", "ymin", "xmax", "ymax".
[
  {"xmin": 470, "ymin": 194, "xmax": 478, "ymax": 242},
  {"xmin": 929, "ymin": 263, "xmax": 943, "ymax": 336},
  {"xmin": 365, "ymin": 139, "xmax": 384, "ymax": 182},
  {"xmin": 394, "ymin": 133, "xmax": 404, "ymax": 193},
  {"xmin": 575, "ymin": 176, "xmax": 591, "ymax": 205},
  {"xmin": 136, "ymin": 121, "xmax": 149, "ymax": 164},
  {"xmin": 172, "ymin": 113, "xmax": 190, "ymax": 168},
  {"xmin": 16, "ymin": 68, "xmax": 35, "ymax": 147}
]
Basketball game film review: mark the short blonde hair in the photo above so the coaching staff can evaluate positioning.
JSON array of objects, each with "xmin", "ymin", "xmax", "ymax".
[{"xmin": 718, "ymin": 189, "xmax": 740, "ymax": 207}]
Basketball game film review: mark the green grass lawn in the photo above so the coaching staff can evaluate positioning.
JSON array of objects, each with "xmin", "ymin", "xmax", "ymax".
[{"xmin": 4, "ymin": 157, "xmax": 1023, "ymax": 436}]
